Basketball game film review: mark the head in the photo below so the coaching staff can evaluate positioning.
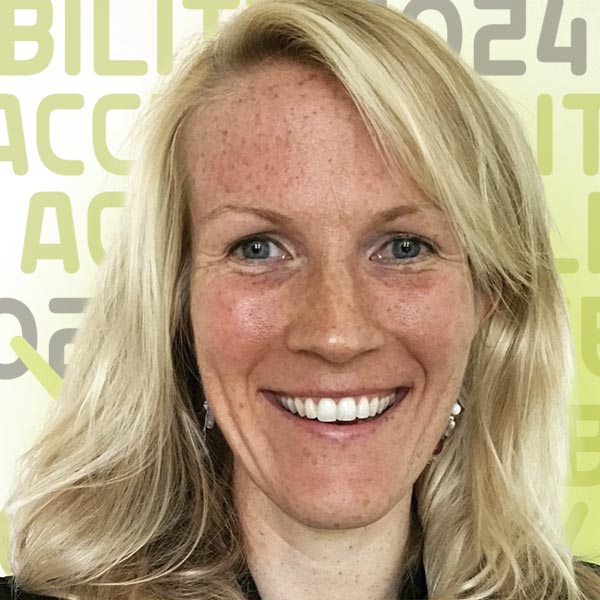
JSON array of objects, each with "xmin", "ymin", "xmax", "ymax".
[
  {"xmin": 8, "ymin": 1, "xmax": 582, "ymax": 598},
  {"xmin": 184, "ymin": 56, "xmax": 492, "ymax": 530}
]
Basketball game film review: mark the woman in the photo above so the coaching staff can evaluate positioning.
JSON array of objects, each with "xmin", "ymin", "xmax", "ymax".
[{"xmin": 1, "ymin": 0, "xmax": 599, "ymax": 598}]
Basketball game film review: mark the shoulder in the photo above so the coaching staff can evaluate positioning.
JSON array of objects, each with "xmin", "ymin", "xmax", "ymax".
[{"xmin": 0, "ymin": 576, "xmax": 59, "ymax": 599}]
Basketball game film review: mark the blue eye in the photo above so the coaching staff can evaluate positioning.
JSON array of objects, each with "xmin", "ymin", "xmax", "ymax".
[
  {"xmin": 228, "ymin": 235, "xmax": 434, "ymax": 264},
  {"xmin": 229, "ymin": 237, "xmax": 287, "ymax": 262},
  {"xmin": 376, "ymin": 236, "xmax": 434, "ymax": 262}
]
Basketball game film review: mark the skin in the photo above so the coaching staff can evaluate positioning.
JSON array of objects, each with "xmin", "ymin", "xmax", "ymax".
[{"xmin": 186, "ymin": 59, "xmax": 492, "ymax": 600}]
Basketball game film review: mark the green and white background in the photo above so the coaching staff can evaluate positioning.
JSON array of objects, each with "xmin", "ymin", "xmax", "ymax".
[{"xmin": 0, "ymin": 0, "xmax": 599, "ymax": 576}]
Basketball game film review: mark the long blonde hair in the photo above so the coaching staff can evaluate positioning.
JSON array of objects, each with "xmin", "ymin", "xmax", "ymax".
[{"xmin": 6, "ymin": 0, "xmax": 600, "ymax": 598}]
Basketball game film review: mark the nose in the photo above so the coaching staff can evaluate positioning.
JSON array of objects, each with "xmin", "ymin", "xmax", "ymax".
[{"xmin": 284, "ymin": 257, "xmax": 385, "ymax": 364}]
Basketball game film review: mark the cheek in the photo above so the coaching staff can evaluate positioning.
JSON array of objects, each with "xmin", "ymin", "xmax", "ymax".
[
  {"xmin": 190, "ymin": 275, "xmax": 283, "ymax": 372},
  {"xmin": 381, "ymin": 273, "xmax": 477, "ymax": 359}
]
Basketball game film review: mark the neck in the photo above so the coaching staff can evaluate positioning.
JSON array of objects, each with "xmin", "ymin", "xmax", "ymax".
[{"xmin": 233, "ymin": 461, "xmax": 413, "ymax": 600}]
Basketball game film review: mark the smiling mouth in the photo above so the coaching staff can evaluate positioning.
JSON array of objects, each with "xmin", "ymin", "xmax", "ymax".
[{"xmin": 269, "ymin": 387, "xmax": 410, "ymax": 424}]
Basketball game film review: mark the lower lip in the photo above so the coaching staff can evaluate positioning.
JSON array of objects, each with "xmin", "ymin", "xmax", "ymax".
[{"xmin": 260, "ymin": 388, "xmax": 410, "ymax": 442}]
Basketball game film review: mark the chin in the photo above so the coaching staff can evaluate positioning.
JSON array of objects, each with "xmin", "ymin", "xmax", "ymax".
[{"xmin": 282, "ymin": 493, "xmax": 399, "ymax": 531}]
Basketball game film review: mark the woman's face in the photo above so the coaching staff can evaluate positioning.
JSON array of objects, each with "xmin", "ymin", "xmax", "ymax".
[{"xmin": 186, "ymin": 60, "xmax": 489, "ymax": 529}]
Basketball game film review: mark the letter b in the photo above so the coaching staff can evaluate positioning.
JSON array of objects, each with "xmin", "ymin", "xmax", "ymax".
[{"xmin": 0, "ymin": 0, "xmax": 53, "ymax": 75}]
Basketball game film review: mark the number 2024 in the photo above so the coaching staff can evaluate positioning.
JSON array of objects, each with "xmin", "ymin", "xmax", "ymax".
[{"xmin": 403, "ymin": 0, "xmax": 586, "ymax": 76}]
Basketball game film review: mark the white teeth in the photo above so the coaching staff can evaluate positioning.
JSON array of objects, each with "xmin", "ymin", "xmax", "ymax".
[
  {"xmin": 294, "ymin": 398, "xmax": 306, "ymax": 417},
  {"xmin": 304, "ymin": 398, "xmax": 318, "ymax": 419},
  {"xmin": 277, "ymin": 391, "xmax": 399, "ymax": 423},
  {"xmin": 337, "ymin": 397, "xmax": 357, "ymax": 421},
  {"xmin": 369, "ymin": 397, "xmax": 378, "ymax": 417},
  {"xmin": 356, "ymin": 397, "xmax": 371, "ymax": 419},
  {"xmin": 317, "ymin": 398, "xmax": 337, "ymax": 422}
]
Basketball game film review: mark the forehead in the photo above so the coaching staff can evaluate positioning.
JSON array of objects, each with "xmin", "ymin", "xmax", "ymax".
[{"xmin": 184, "ymin": 59, "xmax": 441, "ymax": 226}]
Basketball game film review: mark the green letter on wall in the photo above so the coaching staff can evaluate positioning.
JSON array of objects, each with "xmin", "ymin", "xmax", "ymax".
[
  {"xmin": 0, "ymin": 0, "xmax": 53, "ymax": 75},
  {"xmin": 21, "ymin": 192, "xmax": 79, "ymax": 273}
]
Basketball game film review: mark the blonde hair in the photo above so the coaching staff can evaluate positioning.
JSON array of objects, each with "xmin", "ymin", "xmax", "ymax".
[{"xmin": 6, "ymin": 0, "xmax": 600, "ymax": 598}]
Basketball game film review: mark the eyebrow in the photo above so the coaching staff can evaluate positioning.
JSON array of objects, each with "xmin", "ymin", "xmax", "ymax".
[{"xmin": 198, "ymin": 202, "xmax": 438, "ymax": 230}]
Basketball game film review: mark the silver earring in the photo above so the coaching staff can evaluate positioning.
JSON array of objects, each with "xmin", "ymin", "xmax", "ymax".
[
  {"xmin": 203, "ymin": 400, "xmax": 215, "ymax": 435},
  {"xmin": 443, "ymin": 400, "xmax": 463, "ymax": 437},
  {"xmin": 429, "ymin": 400, "xmax": 463, "ymax": 462}
]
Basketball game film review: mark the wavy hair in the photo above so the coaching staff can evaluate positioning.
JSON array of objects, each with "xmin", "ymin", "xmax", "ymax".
[{"xmin": 6, "ymin": 0, "xmax": 600, "ymax": 598}]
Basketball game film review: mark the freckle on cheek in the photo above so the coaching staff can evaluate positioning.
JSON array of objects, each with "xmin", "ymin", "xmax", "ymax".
[{"xmin": 222, "ymin": 294, "xmax": 279, "ymax": 347}]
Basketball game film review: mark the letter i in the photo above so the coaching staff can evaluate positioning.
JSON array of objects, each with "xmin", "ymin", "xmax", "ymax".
[
  {"xmin": 157, "ymin": 0, "xmax": 173, "ymax": 75},
  {"xmin": 65, "ymin": 0, "xmax": 81, "ymax": 75}
]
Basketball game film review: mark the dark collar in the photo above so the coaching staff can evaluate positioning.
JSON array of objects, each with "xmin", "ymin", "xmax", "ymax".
[
  {"xmin": 397, "ymin": 560, "xmax": 428, "ymax": 599},
  {"xmin": 238, "ymin": 561, "xmax": 428, "ymax": 600}
]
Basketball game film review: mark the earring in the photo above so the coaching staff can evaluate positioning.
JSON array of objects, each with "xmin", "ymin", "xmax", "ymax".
[
  {"xmin": 429, "ymin": 400, "xmax": 463, "ymax": 463},
  {"xmin": 203, "ymin": 400, "xmax": 215, "ymax": 436}
]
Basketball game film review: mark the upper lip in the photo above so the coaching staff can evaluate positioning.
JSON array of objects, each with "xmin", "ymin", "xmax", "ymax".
[{"xmin": 267, "ymin": 386, "xmax": 408, "ymax": 399}]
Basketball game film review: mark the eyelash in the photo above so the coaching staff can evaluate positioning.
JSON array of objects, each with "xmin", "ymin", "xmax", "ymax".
[{"xmin": 227, "ymin": 234, "xmax": 436, "ymax": 266}]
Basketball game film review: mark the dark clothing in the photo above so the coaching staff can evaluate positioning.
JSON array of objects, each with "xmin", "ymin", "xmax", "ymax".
[
  {"xmin": 2, "ymin": 561, "xmax": 599, "ymax": 599},
  {"xmin": 0, "ymin": 577, "xmax": 56, "ymax": 599}
]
